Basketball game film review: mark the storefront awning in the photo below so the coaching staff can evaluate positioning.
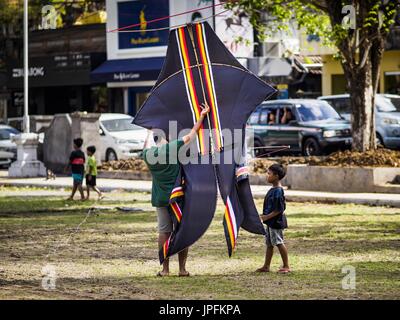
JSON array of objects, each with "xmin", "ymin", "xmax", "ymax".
[
  {"xmin": 247, "ymin": 57, "xmax": 308, "ymax": 85},
  {"xmin": 90, "ymin": 57, "xmax": 165, "ymax": 84}
]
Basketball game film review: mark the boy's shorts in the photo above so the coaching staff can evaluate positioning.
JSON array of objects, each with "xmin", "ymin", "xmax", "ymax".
[
  {"xmin": 86, "ymin": 174, "xmax": 97, "ymax": 187},
  {"xmin": 72, "ymin": 173, "xmax": 84, "ymax": 185},
  {"xmin": 265, "ymin": 226, "xmax": 284, "ymax": 247},
  {"xmin": 157, "ymin": 207, "xmax": 173, "ymax": 233}
]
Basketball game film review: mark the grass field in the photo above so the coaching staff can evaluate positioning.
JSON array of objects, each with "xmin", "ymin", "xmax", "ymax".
[{"xmin": 0, "ymin": 187, "xmax": 399, "ymax": 300}]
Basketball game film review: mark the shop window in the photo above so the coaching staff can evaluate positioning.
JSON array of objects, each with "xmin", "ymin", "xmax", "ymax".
[
  {"xmin": 136, "ymin": 92, "xmax": 151, "ymax": 112},
  {"xmin": 385, "ymin": 74, "xmax": 400, "ymax": 95}
]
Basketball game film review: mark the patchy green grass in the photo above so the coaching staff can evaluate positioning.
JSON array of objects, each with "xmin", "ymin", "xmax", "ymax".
[{"xmin": 0, "ymin": 188, "xmax": 399, "ymax": 300}]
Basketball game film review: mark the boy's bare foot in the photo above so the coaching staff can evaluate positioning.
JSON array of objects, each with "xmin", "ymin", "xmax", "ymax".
[
  {"xmin": 277, "ymin": 267, "xmax": 291, "ymax": 274},
  {"xmin": 178, "ymin": 271, "xmax": 190, "ymax": 277},
  {"xmin": 156, "ymin": 270, "xmax": 169, "ymax": 277},
  {"xmin": 98, "ymin": 195, "xmax": 105, "ymax": 200},
  {"xmin": 256, "ymin": 267, "xmax": 270, "ymax": 273},
  {"xmin": 66, "ymin": 197, "xmax": 73, "ymax": 201}
]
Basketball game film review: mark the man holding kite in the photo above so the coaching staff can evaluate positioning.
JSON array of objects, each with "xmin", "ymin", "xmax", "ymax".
[{"xmin": 142, "ymin": 103, "xmax": 210, "ymax": 277}]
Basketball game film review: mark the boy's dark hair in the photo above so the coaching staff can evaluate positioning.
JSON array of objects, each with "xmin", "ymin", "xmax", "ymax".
[
  {"xmin": 73, "ymin": 138, "xmax": 83, "ymax": 148},
  {"xmin": 268, "ymin": 163, "xmax": 286, "ymax": 180},
  {"xmin": 87, "ymin": 145, "xmax": 96, "ymax": 154}
]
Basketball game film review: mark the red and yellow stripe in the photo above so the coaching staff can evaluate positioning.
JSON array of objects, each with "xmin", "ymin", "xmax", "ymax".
[
  {"xmin": 224, "ymin": 198, "xmax": 237, "ymax": 251},
  {"xmin": 163, "ymin": 237, "xmax": 170, "ymax": 259},
  {"xmin": 170, "ymin": 202, "xmax": 182, "ymax": 223},
  {"xmin": 195, "ymin": 23, "xmax": 223, "ymax": 152},
  {"xmin": 170, "ymin": 186, "xmax": 184, "ymax": 200},
  {"xmin": 177, "ymin": 27, "xmax": 207, "ymax": 155}
]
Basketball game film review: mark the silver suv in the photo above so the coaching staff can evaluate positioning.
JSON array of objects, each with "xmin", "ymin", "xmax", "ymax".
[{"xmin": 318, "ymin": 94, "xmax": 400, "ymax": 149}]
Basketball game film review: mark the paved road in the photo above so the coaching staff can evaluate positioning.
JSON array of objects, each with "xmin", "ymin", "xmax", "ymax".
[{"xmin": 1, "ymin": 170, "xmax": 400, "ymax": 207}]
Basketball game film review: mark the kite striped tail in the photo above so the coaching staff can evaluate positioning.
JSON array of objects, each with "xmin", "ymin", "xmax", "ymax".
[{"xmin": 222, "ymin": 196, "xmax": 238, "ymax": 256}]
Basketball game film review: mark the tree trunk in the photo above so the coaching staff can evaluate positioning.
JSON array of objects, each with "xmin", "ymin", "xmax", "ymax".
[
  {"xmin": 343, "ymin": 61, "xmax": 375, "ymax": 152},
  {"xmin": 370, "ymin": 37, "xmax": 385, "ymax": 148}
]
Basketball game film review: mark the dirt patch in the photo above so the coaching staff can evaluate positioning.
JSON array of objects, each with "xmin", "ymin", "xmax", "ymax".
[
  {"xmin": 98, "ymin": 149, "xmax": 400, "ymax": 176},
  {"xmin": 250, "ymin": 148, "xmax": 400, "ymax": 174},
  {"xmin": 100, "ymin": 158, "xmax": 149, "ymax": 172},
  {"xmin": 0, "ymin": 195, "xmax": 399, "ymax": 300}
]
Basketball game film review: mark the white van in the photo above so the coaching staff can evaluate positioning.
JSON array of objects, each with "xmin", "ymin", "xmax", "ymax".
[{"xmin": 99, "ymin": 113, "xmax": 147, "ymax": 162}]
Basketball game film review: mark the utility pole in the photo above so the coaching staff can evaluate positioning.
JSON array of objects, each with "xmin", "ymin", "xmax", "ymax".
[
  {"xmin": 23, "ymin": 0, "xmax": 30, "ymax": 133},
  {"xmin": 8, "ymin": 0, "xmax": 46, "ymax": 177}
]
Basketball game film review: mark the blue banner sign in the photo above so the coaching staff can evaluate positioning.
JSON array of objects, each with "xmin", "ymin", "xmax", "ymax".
[{"xmin": 118, "ymin": 0, "xmax": 169, "ymax": 49}]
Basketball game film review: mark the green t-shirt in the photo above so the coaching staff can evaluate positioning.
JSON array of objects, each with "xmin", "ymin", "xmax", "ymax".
[
  {"xmin": 86, "ymin": 155, "xmax": 98, "ymax": 176},
  {"xmin": 143, "ymin": 139, "xmax": 185, "ymax": 207}
]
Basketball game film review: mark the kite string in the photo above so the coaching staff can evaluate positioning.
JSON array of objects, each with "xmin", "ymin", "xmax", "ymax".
[
  {"xmin": 44, "ymin": 159, "xmax": 133, "ymax": 261},
  {"xmin": 253, "ymin": 145, "xmax": 291, "ymax": 158},
  {"xmin": 115, "ymin": 9, "xmax": 230, "ymax": 33},
  {"xmin": 108, "ymin": 2, "xmax": 225, "ymax": 33}
]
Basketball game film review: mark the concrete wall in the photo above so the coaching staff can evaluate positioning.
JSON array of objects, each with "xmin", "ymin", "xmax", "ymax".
[
  {"xmin": 43, "ymin": 112, "xmax": 101, "ymax": 173},
  {"xmin": 97, "ymin": 164, "xmax": 400, "ymax": 193},
  {"xmin": 43, "ymin": 114, "xmax": 72, "ymax": 172},
  {"xmin": 284, "ymin": 164, "xmax": 400, "ymax": 193}
]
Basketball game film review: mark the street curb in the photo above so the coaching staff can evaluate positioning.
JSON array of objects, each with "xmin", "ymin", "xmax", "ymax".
[
  {"xmin": 0, "ymin": 182, "xmax": 150, "ymax": 193},
  {"xmin": 1, "ymin": 181, "xmax": 400, "ymax": 208},
  {"xmin": 252, "ymin": 192, "xmax": 400, "ymax": 207}
]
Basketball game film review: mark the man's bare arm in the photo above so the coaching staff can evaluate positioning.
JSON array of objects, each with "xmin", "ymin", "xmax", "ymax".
[
  {"xmin": 143, "ymin": 130, "xmax": 153, "ymax": 149},
  {"xmin": 182, "ymin": 103, "xmax": 210, "ymax": 145},
  {"xmin": 260, "ymin": 210, "xmax": 282, "ymax": 222}
]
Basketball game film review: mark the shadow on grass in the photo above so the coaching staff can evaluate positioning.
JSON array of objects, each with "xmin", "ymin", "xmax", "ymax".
[{"xmin": 0, "ymin": 196, "xmax": 149, "ymax": 214}]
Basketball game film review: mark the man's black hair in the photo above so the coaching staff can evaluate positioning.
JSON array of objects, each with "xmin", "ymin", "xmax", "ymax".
[
  {"xmin": 87, "ymin": 145, "xmax": 96, "ymax": 154},
  {"xmin": 268, "ymin": 163, "xmax": 286, "ymax": 180},
  {"xmin": 73, "ymin": 138, "xmax": 83, "ymax": 148}
]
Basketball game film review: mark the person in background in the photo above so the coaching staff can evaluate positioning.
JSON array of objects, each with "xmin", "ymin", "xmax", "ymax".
[
  {"xmin": 281, "ymin": 108, "xmax": 293, "ymax": 124},
  {"xmin": 268, "ymin": 111, "xmax": 276, "ymax": 125},
  {"xmin": 67, "ymin": 138, "xmax": 85, "ymax": 201},
  {"xmin": 85, "ymin": 145, "xmax": 103, "ymax": 200}
]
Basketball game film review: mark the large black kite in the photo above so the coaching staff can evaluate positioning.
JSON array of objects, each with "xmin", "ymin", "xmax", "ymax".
[{"xmin": 133, "ymin": 22, "xmax": 276, "ymax": 263}]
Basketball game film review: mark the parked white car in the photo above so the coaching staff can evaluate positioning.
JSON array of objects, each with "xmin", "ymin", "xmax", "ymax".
[
  {"xmin": 99, "ymin": 113, "xmax": 147, "ymax": 162},
  {"xmin": 0, "ymin": 125, "xmax": 19, "ymax": 167}
]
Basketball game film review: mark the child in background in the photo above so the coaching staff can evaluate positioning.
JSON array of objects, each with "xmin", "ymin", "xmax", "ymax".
[
  {"xmin": 85, "ymin": 145, "xmax": 103, "ymax": 200},
  {"xmin": 68, "ymin": 138, "xmax": 85, "ymax": 201},
  {"xmin": 257, "ymin": 163, "xmax": 290, "ymax": 274}
]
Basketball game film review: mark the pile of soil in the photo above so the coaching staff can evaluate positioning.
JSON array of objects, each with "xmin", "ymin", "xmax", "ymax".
[
  {"xmin": 100, "ymin": 158, "xmax": 149, "ymax": 172},
  {"xmin": 308, "ymin": 148, "xmax": 400, "ymax": 168},
  {"xmin": 99, "ymin": 148, "xmax": 400, "ymax": 174},
  {"xmin": 250, "ymin": 148, "xmax": 400, "ymax": 174}
]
